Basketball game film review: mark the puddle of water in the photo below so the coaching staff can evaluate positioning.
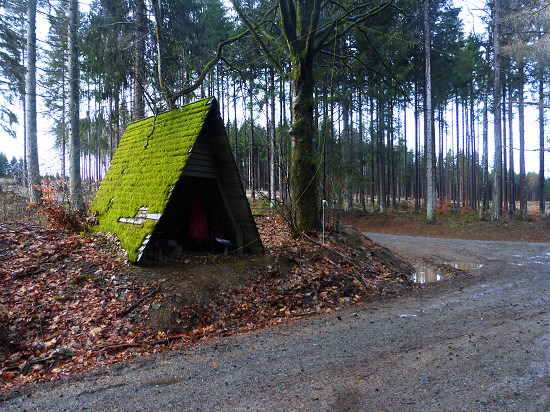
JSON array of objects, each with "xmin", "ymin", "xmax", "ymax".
[
  {"xmin": 445, "ymin": 262, "xmax": 482, "ymax": 270},
  {"xmin": 413, "ymin": 261, "xmax": 482, "ymax": 284},
  {"xmin": 413, "ymin": 267, "xmax": 441, "ymax": 284}
]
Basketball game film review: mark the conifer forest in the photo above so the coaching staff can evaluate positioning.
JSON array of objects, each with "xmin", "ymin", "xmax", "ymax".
[
  {"xmin": 1, "ymin": 0, "xmax": 549, "ymax": 229},
  {"xmin": 2, "ymin": 1, "xmax": 550, "ymax": 398}
]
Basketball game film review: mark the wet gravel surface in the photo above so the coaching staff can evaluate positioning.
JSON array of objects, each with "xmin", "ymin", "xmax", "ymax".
[{"xmin": 2, "ymin": 234, "xmax": 549, "ymax": 411}]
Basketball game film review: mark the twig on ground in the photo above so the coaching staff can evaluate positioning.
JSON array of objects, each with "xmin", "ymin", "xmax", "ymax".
[
  {"xmin": 20, "ymin": 353, "xmax": 73, "ymax": 375},
  {"xmin": 302, "ymin": 232, "xmax": 373, "ymax": 291},
  {"xmin": 96, "ymin": 342, "xmax": 144, "ymax": 351},
  {"xmin": 118, "ymin": 286, "xmax": 161, "ymax": 317},
  {"xmin": 148, "ymin": 334, "xmax": 190, "ymax": 346}
]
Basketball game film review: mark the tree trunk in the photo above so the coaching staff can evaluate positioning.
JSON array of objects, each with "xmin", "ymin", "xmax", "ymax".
[
  {"xmin": 343, "ymin": 89, "xmax": 353, "ymax": 211},
  {"xmin": 26, "ymin": 0, "xmax": 41, "ymax": 203},
  {"xmin": 502, "ymin": 83, "xmax": 508, "ymax": 211},
  {"xmin": 369, "ymin": 97, "xmax": 377, "ymax": 212},
  {"xmin": 151, "ymin": 0, "xmax": 175, "ymax": 108},
  {"xmin": 508, "ymin": 85, "xmax": 515, "ymax": 214},
  {"xmin": 133, "ymin": 0, "xmax": 145, "ymax": 120},
  {"xmin": 438, "ymin": 106, "xmax": 444, "ymax": 202},
  {"xmin": 424, "ymin": 0, "xmax": 435, "ymax": 221},
  {"xmin": 249, "ymin": 77, "xmax": 255, "ymax": 202},
  {"xmin": 377, "ymin": 97, "xmax": 386, "ymax": 213},
  {"xmin": 68, "ymin": 0, "xmax": 84, "ymax": 211},
  {"xmin": 358, "ymin": 89, "xmax": 365, "ymax": 211},
  {"xmin": 414, "ymin": 77, "xmax": 420, "ymax": 212},
  {"xmin": 470, "ymin": 95, "xmax": 477, "ymax": 210},
  {"xmin": 481, "ymin": 68, "xmax": 489, "ymax": 214},
  {"xmin": 461, "ymin": 103, "xmax": 466, "ymax": 206},
  {"xmin": 491, "ymin": 0, "xmax": 502, "ymax": 220},
  {"xmin": 456, "ymin": 94, "xmax": 461, "ymax": 206},
  {"xmin": 22, "ymin": 48, "xmax": 27, "ymax": 186},
  {"xmin": 269, "ymin": 67, "xmax": 276, "ymax": 208},
  {"xmin": 62, "ymin": 65, "xmax": 67, "ymax": 179},
  {"xmin": 518, "ymin": 60, "xmax": 527, "ymax": 217},
  {"xmin": 389, "ymin": 99, "xmax": 396, "ymax": 209},
  {"xmin": 538, "ymin": 70, "xmax": 546, "ymax": 217},
  {"xmin": 233, "ymin": 80, "xmax": 238, "ymax": 165},
  {"xmin": 290, "ymin": 56, "xmax": 319, "ymax": 231},
  {"xmin": 281, "ymin": 76, "xmax": 288, "ymax": 204}
]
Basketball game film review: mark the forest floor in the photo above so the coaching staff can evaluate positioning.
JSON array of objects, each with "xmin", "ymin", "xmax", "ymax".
[
  {"xmin": 342, "ymin": 206, "xmax": 550, "ymax": 243},
  {"xmin": 3, "ymin": 223, "xmax": 549, "ymax": 411},
  {"xmin": 1, "ymin": 181, "xmax": 549, "ymax": 403},
  {"xmin": 0, "ymin": 185, "xmax": 418, "ymax": 394}
]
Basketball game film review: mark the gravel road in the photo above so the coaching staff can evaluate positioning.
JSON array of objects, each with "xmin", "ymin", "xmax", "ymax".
[{"xmin": 2, "ymin": 234, "xmax": 549, "ymax": 411}]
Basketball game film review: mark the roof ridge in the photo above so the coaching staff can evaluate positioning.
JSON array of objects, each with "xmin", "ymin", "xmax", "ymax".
[{"xmin": 126, "ymin": 97, "xmax": 214, "ymax": 127}]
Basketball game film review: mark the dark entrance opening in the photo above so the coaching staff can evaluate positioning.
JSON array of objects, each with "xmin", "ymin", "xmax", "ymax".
[{"xmin": 145, "ymin": 177, "xmax": 238, "ymax": 259}]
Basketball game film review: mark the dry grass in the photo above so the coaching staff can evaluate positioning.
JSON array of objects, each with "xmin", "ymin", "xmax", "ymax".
[{"xmin": 0, "ymin": 180, "xmax": 37, "ymax": 224}]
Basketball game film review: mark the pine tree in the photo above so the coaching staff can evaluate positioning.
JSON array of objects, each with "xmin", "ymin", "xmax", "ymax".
[
  {"xmin": 230, "ymin": 0, "xmax": 395, "ymax": 232},
  {"xmin": 133, "ymin": 0, "xmax": 146, "ymax": 120},
  {"xmin": 424, "ymin": 0, "xmax": 436, "ymax": 221},
  {"xmin": 491, "ymin": 0, "xmax": 503, "ymax": 220},
  {"xmin": 25, "ymin": 0, "xmax": 41, "ymax": 203},
  {"xmin": 68, "ymin": 0, "xmax": 84, "ymax": 210},
  {"xmin": 42, "ymin": 0, "xmax": 69, "ymax": 179},
  {"xmin": 0, "ymin": 2, "xmax": 24, "ymax": 139}
]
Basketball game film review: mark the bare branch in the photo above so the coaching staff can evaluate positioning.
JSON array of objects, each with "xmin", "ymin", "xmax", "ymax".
[
  {"xmin": 315, "ymin": 1, "xmax": 395, "ymax": 54},
  {"xmin": 356, "ymin": 26, "xmax": 410, "ymax": 101},
  {"xmin": 320, "ymin": 49, "xmax": 409, "ymax": 101},
  {"xmin": 305, "ymin": 0, "xmax": 323, "ymax": 61},
  {"xmin": 150, "ymin": 0, "xmax": 173, "ymax": 107},
  {"xmin": 280, "ymin": 0, "xmax": 298, "ymax": 47},
  {"xmin": 169, "ymin": 29, "xmax": 250, "ymax": 104},
  {"xmin": 229, "ymin": 1, "xmax": 286, "ymax": 78}
]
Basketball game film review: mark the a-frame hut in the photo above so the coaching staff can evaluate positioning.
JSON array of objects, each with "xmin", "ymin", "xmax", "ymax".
[{"xmin": 88, "ymin": 97, "xmax": 263, "ymax": 262}]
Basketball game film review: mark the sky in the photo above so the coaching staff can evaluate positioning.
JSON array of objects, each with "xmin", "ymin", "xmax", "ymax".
[
  {"xmin": 454, "ymin": 0, "xmax": 547, "ymax": 175},
  {"xmin": 0, "ymin": 0, "xmax": 547, "ymax": 177},
  {"xmin": 458, "ymin": 0, "xmax": 490, "ymax": 35}
]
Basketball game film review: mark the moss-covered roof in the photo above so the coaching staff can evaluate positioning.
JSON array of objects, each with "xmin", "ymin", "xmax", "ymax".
[{"xmin": 88, "ymin": 98, "xmax": 213, "ymax": 261}]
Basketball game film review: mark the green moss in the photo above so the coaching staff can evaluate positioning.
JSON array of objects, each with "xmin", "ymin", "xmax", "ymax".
[
  {"xmin": 69, "ymin": 275, "xmax": 88, "ymax": 285},
  {"xmin": 89, "ymin": 98, "xmax": 213, "ymax": 262},
  {"xmin": 227, "ymin": 261, "xmax": 246, "ymax": 272}
]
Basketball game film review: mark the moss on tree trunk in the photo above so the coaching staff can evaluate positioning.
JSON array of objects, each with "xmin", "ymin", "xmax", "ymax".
[{"xmin": 290, "ymin": 56, "xmax": 319, "ymax": 232}]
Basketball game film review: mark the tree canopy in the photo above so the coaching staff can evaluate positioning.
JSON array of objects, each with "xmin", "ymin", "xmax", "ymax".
[{"xmin": 2, "ymin": 0, "xmax": 548, "ymax": 224}]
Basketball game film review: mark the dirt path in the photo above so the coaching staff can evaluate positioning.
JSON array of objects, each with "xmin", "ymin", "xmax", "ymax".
[{"xmin": 2, "ymin": 235, "xmax": 549, "ymax": 411}]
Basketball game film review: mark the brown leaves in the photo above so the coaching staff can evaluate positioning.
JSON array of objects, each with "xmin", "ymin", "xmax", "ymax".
[
  {"xmin": 0, "ymin": 224, "xmax": 158, "ymax": 392},
  {"xmin": 28, "ymin": 180, "xmax": 92, "ymax": 233},
  {"xmin": 0, "ymin": 211, "xmax": 413, "ymax": 394},
  {"xmin": 163, "ymin": 215, "xmax": 414, "ymax": 344}
]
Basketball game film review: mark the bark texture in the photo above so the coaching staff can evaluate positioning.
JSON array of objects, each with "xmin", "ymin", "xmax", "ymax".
[
  {"xmin": 133, "ymin": 0, "xmax": 145, "ymax": 120},
  {"xmin": 491, "ymin": 0, "xmax": 502, "ymax": 221},
  {"xmin": 423, "ymin": 0, "xmax": 435, "ymax": 221},
  {"xmin": 282, "ymin": 0, "xmax": 321, "ymax": 232},
  {"xmin": 26, "ymin": 0, "xmax": 41, "ymax": 204},
  {"xmin": 290, "ymin": 55, "xmax": 319, "ymax": 231},
  {"xmin": 518, "ymin": 61, "xmax": 527, "ymax": 217},
  {"xmin": 538, "ymin": 72, "xmax": 546, "ymax": 217},
  {"xmin": 68, "ymin": 0, "xmax": 84, "ymax": 210}
]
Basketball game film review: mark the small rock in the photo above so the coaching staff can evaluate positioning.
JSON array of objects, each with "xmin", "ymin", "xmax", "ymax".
[{"xmin": 478, "ymin": 397, "xmax": 490, "ymax": 405}]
